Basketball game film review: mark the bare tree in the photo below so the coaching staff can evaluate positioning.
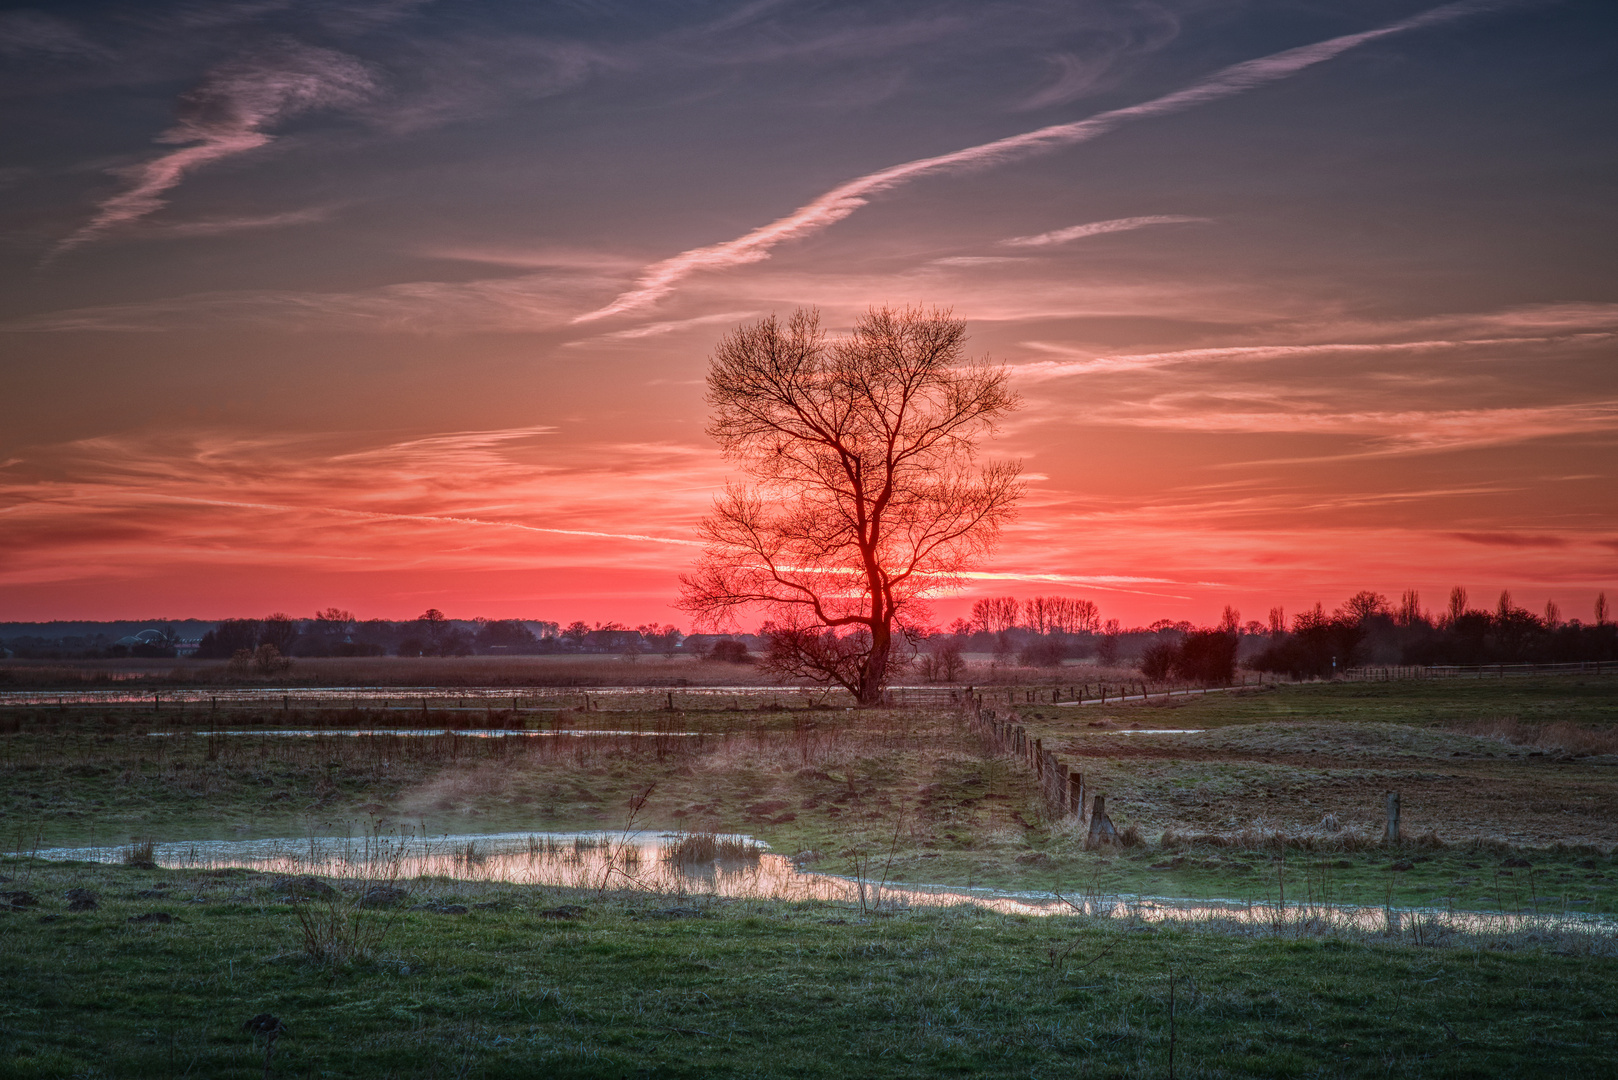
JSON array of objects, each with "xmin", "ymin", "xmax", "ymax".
[
  {"xmin": 1341, "ymin": 591, "xmax": 1389, "ymax": 624},
  {"xmin": 680, "ymin": 306, "xmax": 1021, "ymax": 705},
  {"xmin": 1025, "ymin": 596, "xmax": 1052, "ymax": 635},
  {"xmin": 970, "ymin": 596, "xmax": 1021, "ymax": 634},
  {"xmin": 1447, "ymin": 586, "xmax": 1468, "ymax": 626}
]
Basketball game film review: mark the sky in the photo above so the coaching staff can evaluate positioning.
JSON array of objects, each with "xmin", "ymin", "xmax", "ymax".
[{"xmin": 1, "ymin": 0, "xmax": 1615, "ymax": 629}]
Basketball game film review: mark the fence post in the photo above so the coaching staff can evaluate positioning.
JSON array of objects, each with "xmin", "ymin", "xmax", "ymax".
[
  {"xmin": 1069, "ymin": 772, "xmax": 1083, "ymax": 818},
  {"xmin": 1087, "ymin": 795, "xmax": 1117, "ymax": 845},
  {"xmin": 1384, "ymin": 791, "xmax": 1401, "ymax": 845}
]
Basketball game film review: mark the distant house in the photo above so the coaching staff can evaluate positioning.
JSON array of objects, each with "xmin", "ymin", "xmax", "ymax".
[
  {"xmin": 112, "ymin": 629, "xmax": 178, "ymax": 658},
  {"xmin": 581, "ymin": 629, "xmax": 644, "ymax": 653},
  {"xmin": 680, "ymin": 633, "xmax": 767, "ymax": 656}
]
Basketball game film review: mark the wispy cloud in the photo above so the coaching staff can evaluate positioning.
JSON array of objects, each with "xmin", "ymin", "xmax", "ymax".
[
  {"xmin": 0, "ymin": 10, "xmax": 108, "ymax": 58},
  {"xmin": 146, "ymin": 206, "xmax": 337, "ymax": 237},
  {"xmin": 1001, "ymin": 215, "xmax": 1205, "ymax": 248},
  {"xmin": 574, "ymin": 1, "xmax": 1497, "ymax": 322},
  {"xmin": 1446, "ymin": 532, "xmax": 1571, "ymax": 548},
  {"xmin": 570, "ymin": 310, "xmax": 760, "ymax": 345},
  {"xmin": 1011, "ymin": 331, "xmax": 1618, "ymax": 380},
  {"xmin": 0, "ymin": 427, "xmax": 721, "ymax": 593},
  {"xmin": 50, "ymin": 40, "xmax": 374, "ymax": 257},
  {"xmin": 1101, "ymin": 399, "xmax": 1618, "ymax": 456}
]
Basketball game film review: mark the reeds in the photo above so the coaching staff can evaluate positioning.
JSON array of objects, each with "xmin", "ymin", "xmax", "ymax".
[{"xmin": 661, "ymin": 832, "xmax": 765, "ymax": 866}]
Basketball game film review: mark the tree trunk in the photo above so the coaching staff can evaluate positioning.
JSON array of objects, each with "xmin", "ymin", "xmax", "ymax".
[{"xmin": 857, "ymin": 620, "xmax": 892, "ymax": 706}]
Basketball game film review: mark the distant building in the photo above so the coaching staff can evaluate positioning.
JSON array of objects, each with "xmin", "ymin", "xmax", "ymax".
[{"xmin": 581, "ymin": 629, "xmax": 644, "ymax": 653}]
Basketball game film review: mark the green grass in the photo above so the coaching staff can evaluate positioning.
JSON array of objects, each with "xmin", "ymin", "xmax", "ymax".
[{"xmin": 2, "ymin": 858, "xmax": 1615, "ymax": 1079}]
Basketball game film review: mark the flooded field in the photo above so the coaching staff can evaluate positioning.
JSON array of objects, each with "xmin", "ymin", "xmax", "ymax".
[{"xmin": 32, "ymin": 830, "xmax": 1618, "ymax": 946}]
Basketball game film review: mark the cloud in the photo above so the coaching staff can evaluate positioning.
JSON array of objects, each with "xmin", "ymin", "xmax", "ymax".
[
  {"xmin": 574, "ymin": 1, "xmax": 1498, "ymax": 322},
  {"xmin": 0, "ymin": 10, "xmax": 108, "ymax": 58},
  {"xmin": 570, "ymin": 310, "xmax": 760, "ymax": 345},
  {"xmin": 1010, "ymin": 330, "xmax": 1618, "ymax": 380},
  {"xmin": 50, "ymin": 40, "xmax": 374, "ymax": 256},
  {"xmin": 0, "ymin": 427, "xmax": 721, "ymax": 592},
  {"xmin": 1445, "ymin": 532, "xmax": 1572, "ymax": 548},
  {"xmin": 1001, "ymin": 215, "xmax": 1206, "ymax": 248},
  {"xmin": 145, "ymin": 206, "xmax": 336, "ymax": 237},
  {"xmin": 1099, "ymin": 399, "xmax": 1618, "ymax": 456}
]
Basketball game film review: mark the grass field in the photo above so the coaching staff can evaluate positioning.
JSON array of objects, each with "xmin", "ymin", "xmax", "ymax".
[
  {"xmin": 2, "ymin": 671, "xmax": 1615, "ymax": 1076},
  {"xmin": 3, "ymin": 858, "xmax": 1616, "ymax": 1079}
]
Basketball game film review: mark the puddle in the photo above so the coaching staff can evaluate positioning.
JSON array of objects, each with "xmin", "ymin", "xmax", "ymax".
[
  {"xmin": 29, "ymin": 832, "xmax": 1617, "ymax": 941},
  {"xmin": 146, "ymin": 729, "xmax": 703, "ymax": 739}
]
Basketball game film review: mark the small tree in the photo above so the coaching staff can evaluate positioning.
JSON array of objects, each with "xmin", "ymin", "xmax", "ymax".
[{"xmin": 681, "ymin": 307, "xmax": 1020, "ymax": 705}]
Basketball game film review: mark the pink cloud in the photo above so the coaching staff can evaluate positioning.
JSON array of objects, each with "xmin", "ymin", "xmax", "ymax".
[{"xmin": 51, "ymin": 41, "xmax": 374, "ymax": 256}]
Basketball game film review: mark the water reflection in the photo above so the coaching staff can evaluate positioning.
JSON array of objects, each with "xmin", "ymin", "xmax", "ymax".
[{"xmin": 32, "ymin": 832, "xmax": 1617, "ymax": 943}]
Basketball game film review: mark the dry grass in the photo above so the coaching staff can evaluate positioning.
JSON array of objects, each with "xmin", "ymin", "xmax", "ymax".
[
  {"xmin": 1455, "ymin": 716, "xmax": 1618, "ymax": 757},
  {"xmin": 661, "ymin": 832, "xmax": 766, "ymax": 865},
  {"xmin": 1156, "ymin": 823, "xmax": 1450, "ymax": 853}
]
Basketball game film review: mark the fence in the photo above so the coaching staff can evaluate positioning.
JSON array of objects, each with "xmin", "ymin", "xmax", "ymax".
[
  {"xmin": 959, "ymin": 694, "xmax": 1124, "ymax": 844},
  {"xmin": 1344, "ymin": 661, "xmax": 1610, "ymax": 681}
]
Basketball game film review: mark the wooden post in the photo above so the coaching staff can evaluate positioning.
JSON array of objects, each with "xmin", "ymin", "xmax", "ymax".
[
  {"xmin": 1385, "ymin": 791, "xmax": 1401, "ymax": 844},
  {"xmin": 1087, "ymin": 795, "xmax": 1118, "ymax": 846},
  {"xmin": 283, "ymin": 695, "xmax": 288, "ymax": 712},
  {"xmin": 1033, "ymin": 737, "xmax": 1043, "ymax": 778},
  {"xmin": 1069, "ymin": 772, "xmax": 1083, "ymax": 817},
  {"xmin": 154, "ymin": 693, "xmax": 160, "ymax": 713}
]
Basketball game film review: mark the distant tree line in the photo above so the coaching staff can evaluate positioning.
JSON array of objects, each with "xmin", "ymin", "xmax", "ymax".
[
  {"xmin": 907, "ymin": 588, "xmax": 1617, "ymax": 686},
  {"xmin": 6, "ymin": 587, "xmax": 1612, "ymax": 682},
  {"xmin": 1248, "ymin": 588, "xmax": 1618, "ymax": 679}
]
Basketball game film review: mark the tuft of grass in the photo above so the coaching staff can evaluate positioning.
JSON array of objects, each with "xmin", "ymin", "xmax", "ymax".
[{"xmin": 120, "ymin": 839, "xmax": 156, "ymax": 867}]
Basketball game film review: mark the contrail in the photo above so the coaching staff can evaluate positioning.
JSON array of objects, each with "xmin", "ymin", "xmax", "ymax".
[
  {"xmin": 575, "ymin": 1, "xmax": 1500, "ymax": 323},
  {"xmin": 1000, "ymin": 215, "xmax": 1205, "ymax": 248}
]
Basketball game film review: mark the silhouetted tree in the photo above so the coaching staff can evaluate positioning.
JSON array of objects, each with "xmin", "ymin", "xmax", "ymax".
[
  {"xmin": 971, "ymin": 597, "xmax": 1021, "ymax": 634},
  {"xmin": 680, "ymin": 307, "xmax": 1021, "ymax": 705}
]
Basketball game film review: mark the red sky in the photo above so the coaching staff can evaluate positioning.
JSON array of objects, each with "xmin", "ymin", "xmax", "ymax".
[{"xmin": 2, "ymin": 1, "xmax": 1614, "ymax": 629}]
